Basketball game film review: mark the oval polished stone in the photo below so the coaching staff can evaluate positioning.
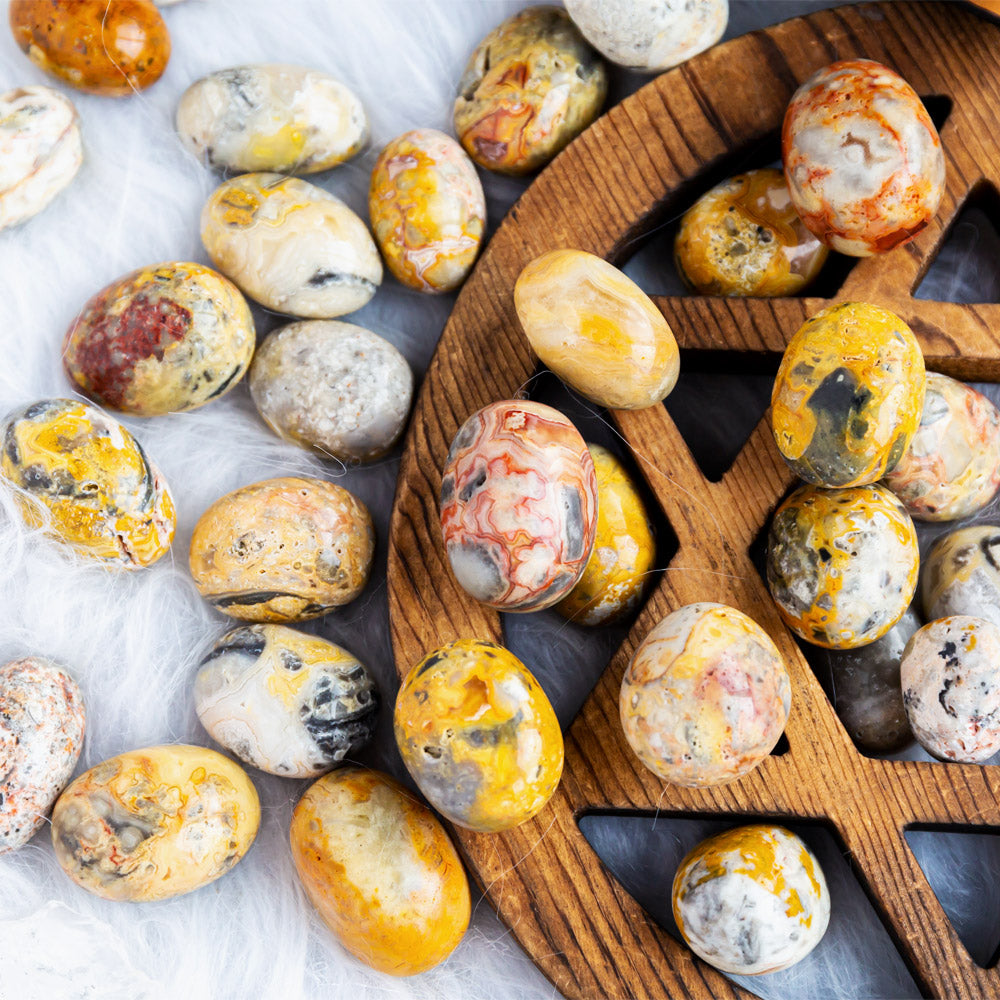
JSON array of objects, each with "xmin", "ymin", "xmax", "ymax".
[
  {"xmin": 0, "ymin": 657, "xmax": 85, "ymax": 853},
  {"xmin": 249, "ymin": 320, "xmax": 413, "ymax": 463},
  {"xmin": 201, "ymin": 172, "xmax": 382, "ymax": 318},
  {"xmin": 189, "ymin": 476, "xmax": 374, "ymax": 622},
  {"xmin": 177, "ymin": 64, "xmax": 368, "ymax": 175},
  {"xmin": 63, "ymin": 262, "xmax": 256, "ymax": 417},
  {"xmin": 0, "ymin": 398, "xmax": 176, "ymax": 568},
  {"xmin": 290, "ymin": 767, "xmax": 470, "ymax": 976},
  {"xmin": 9, "ymin": 0, "xmax": 170, "ymax": 97},
  {"xmin": 921, "ymin": 525, "xmax": 1000, "ymax": 627},
  {"xmin": 0, "ymin": 85, "xmax": 81, "ymax": 231}
]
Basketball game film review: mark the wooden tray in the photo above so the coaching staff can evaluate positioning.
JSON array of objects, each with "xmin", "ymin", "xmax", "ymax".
[{"xmin": 387, "ymin": 4, "xmax": 1000, "ymax": 998}]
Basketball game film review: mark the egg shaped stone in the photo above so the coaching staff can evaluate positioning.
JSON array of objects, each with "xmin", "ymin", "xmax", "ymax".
[
  {"xmin": 290, "ymin": 766, "xmax": 470, "ymax": 976},
  {"xmin": 921, "ymin": 525, "xmax": 1000, "ymax": 627},
  {"xmin": 620, "ymin": 603, "xmax": 790, "ymax": 787},
  {"xmin": 394, "ymin": 639, "xmax": 563, "ymax": 832},
  {"xmin": 440, "ymin": 400, "xmax": 598, "ymax": 612},
  {"xmin": 782, "ymin": 59, "xmax": 945, "ymax": 256},
  {"xmin": 515, "ymin": 249, "xmax": 680, "ymax": 410},
  {"xmin": 177, "ymin": 64, "xmax": 368, "ymax": 175},
  {"xmin": 9, "ymin": 0, "xmax": 170, "ymax": 97},
  {"xmin": 1, "ymin": 398, "xmax": 175, "ymax": 568},
  {"xmin": 674, "ymin": 168, "xmax": 828, "ymax": 297},
  {"xmin": 767, "ymin": 483, "xmax": 919, "ymax": 649},
  {"xmin": 0, "ymin": 85, "xmax": 81, "ymax": 231},
  {"xmin": 0, "ymin": 657, "xmax": 85, "ymax": 853},
  {"xmin": 771, "ymin": 302, "xmax": 925, "ymax": 488},
  {"xmin": 672, "ymin": 825, "xmax": 830, "ymax": 975},
  {"xmin": 565, "ymin": 0, "xmax": 727, "ymax": 71},
  {"xmin": 883, "ymin": 373, "xmax": 1000, "ymax": 522},
  {"xmin": 248, "ymin": 320, "xmax": 413, "ymax": 463},
  {"xmin": 51, "ymin": 744, "xmax": 259, "ymax": 902},
  {"xmin": 200, "ymin": 172, "xmax": 382, "ymax": 318},
  {"xmin": 63, "ymin": 262, "xmax": 256, "ymax": 417},
  {"xmin": 189, "ymin": 476, "xmax": 374, "ymax": 622},
  {"xmin": 453, "ymin": 6, "xmax": 607, "ymax": 175},
  {"xmin": 901, "ymin": 616, "xmax": 1000, "ymax": 763},
  {"xmin": 369, "ymin": 128, "xmax": 486, "ymax": 293},
  {"xmin": 556, "ymin": 444, "xmax": 656, "ymax": 626},
  {"xmin": 195, "ymin": 624, "xmax": 379, "ymax": 778}
]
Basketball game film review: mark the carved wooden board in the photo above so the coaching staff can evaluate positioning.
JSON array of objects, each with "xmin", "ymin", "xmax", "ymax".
[{"xmin": 387, "ymin": 4, "xmax": 1000, "ymax": 998}]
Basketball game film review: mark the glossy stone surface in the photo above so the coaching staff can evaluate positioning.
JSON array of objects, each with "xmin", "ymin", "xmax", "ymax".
[
  {"xmin": 556, "ymin": 444, "xmax": 656, "ymax": 626},
  {"xmin": 394, "ymin": 639, "xmax": 563, "ymax": 831},
  {"xmin": 0, "ymin": 85, "xmax": 81, "ymax": 231},
  {"xmin": 63, "ymin": 262, "xmax": 256, "ymax": 417},
  {"xmin": 453, "ymin": 6, "xmax": 607, "ymax": 175},
  {"xmin": 782, "ymin": 59, "xmax": 945, "ymax": 256},
  {"xmin": 0, "ymin": 657, "xmax": 85, "ymax": 853},
  {"xmin": 249, "ymin": 319, "xmax": 413, "ymax": 463},
  {"xmin": 672, "ymin": 825, "xmax": 830, "ymax": 975},
  {"xmin": 9, "ymin": 0, "xmax": 170, "ymax": 97},
  {"xmin": 51, "ymin": 744, "xmax": 259, "ymax": 901},
  {"xmin": 620, "ymin": 603, "xmax": 790, "ymax": 787},
  {"xmin": 440, "ymin": 400, "xmax": 597, "ymax": 612},
  {"xmin": 1, "ymin": 398, "xmax": 175, "ymax": 568},
  {"xmin": 514, "ymin": 249, "xmax": 680, "ymax": 409},
  {"xmin": 195, "ymin": 624, "xmax": 379, "ymax": 778},
  {"xmin": 901, "ymin": 616, "xmax": 1000, "ymax": 763},
  {"xmin": 200, "ymin": 172, "xmax": 382, "ymax": 318},
  {"xmin": 565, "ymin": 0, "xmax": 727, "ymax": 71},
  {"xmin": 369, "ymin": 128, "xmax": 485, "ymax": 293},
  {"xmin": 771, "ymin": 302, "xmax": 925, "ymax": 488},
  {"xmin": 883, "ymin": 373, "xmax": 1000, "ymax": 522},
  {"xmin": 189, "ymin": 476, "xmax": 374, "ymax": 622},
  {"xmin": 290, "ymin": 767, "xmax": 470, "ymax": 976},
  {"xmin": 921, "ymin": 525, "xmax": 1000, "ymax": 627},
  {"xmin": 177, "ymin": 64, "xmax": 368, "ymax": 175},
  {"xmin": 674, "ymin": 168, "xmax": 828, "ymax": 297},
  {"xmin": 767, "ymin": 483, "xmax": 919, "ymax": 649}
]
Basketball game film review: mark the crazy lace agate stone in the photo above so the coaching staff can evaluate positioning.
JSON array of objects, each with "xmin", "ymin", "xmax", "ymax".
[{"xmin": 921, "ymin": 525, "xmax": 1000, "ymax": 627}]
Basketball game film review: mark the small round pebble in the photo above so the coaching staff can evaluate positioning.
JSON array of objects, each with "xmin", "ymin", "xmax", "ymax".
[
  {"xmin": 921, "ymin": 525, "xmax": 1000, "ymax": 627},
  {"xmin": 195, "ymin": 624, "xmax": 379, "ymax": 778},
  {"xmin": 901, "ymin": 616, "xmax": 1000, "ymax": 763},
  {"xmin": 249, "ymin": 320, "xmax": 413, "ymax": 463}
]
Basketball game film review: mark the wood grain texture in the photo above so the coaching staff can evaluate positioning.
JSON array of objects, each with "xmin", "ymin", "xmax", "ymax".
[{"xmin": 387, "ymin": 4, "xmax": 1000, "ymax": 998}]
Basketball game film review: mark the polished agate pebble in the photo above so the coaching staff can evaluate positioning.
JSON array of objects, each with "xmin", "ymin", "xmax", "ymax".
[
  {"xmin": 249, "ymin": 320, "xmax": 413, "ymax": 463},
  {"xmin": 177, "ymin": 64, "xmax": 367, "ymax": 175},
  {"xmin": 189, "ymin": 476, "xmax": 374, "ymax": 622},
  {"xmin": 883, "ymin": 373, "xmax": 1000, "ymax": 521},
  {"xmin": 673, "ymin": 825, "xmax": 830, "ymax": 974},
  {"xmin": 0, "ymin": 85, "xmax": 81, "ymax": 231},
  {"xmin": 454, "ymin": 6, "xmax": 607, "ymax": 175},
  {"xmin": 921, "ymin": 525, "xmax": 1000, "ymax": 627},
  {"xmin": 9, "ymin": 0, "xmax": 170, "ymax": 97},
  {"xmin": 767, "ymin": 483, "xmax": 919, "ymax": 649},
  {"xmin": 200, "ymin": 172, "xmax": 382, "ymax": 318},
  {"xmin": 195, "ymin": 624, "xmax": 379, "ymax": 778},
  {"xmin": 620, "ymin": 603, "xmax": 790, "ymax": 787},
  {"xmin": 394, "ymin": 639, "xmax": 563, "ymax": 831},
  {"xmin": 556, "ymin": 444, "xmax": 656, "ymax": 626},
  {"xmin": 566, "ymin": 0, "xmax": 726, "ymax": 71},
  {"xmin": 63, "ymin": 262, "xmax": 256, "ymax": 417},
  {"xmin": 290, "ymin": 767, "xmax": 470, "ymax": 975},
  {"xmin": 515, "ymin": 249, "xmax": 680, "ymax": 409},
  {"xmin": 675, "ymin": 168, "xmax": 828, "ymax": 297},
  {"xmin": 51, "ymin": 744, "xmax": 259, "ymax": 901},
  {"xmin": 771, "ymin": 302, "xmax": 925, "ymax": 487},
  {"xmin": 1, "ymin": 398, "xmax": 175, "ymax": 568},
  {"xmin": 0, "ymin": 657, "xmax": 85, "ymax": 853},
  {"xmin": 369, "ymin": 128, "xmax": 485, "ymax": 293},
  {"xmin": 901, "ymin": 616, "xmax": 1000, "ymax": 763},
  {"xmin": 440, "ymin": 400, "xmax": 597, "ymax": 611},
  {"xmin": 783, "ymin": 59, "xmax": 945, "ymax": 256}
]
